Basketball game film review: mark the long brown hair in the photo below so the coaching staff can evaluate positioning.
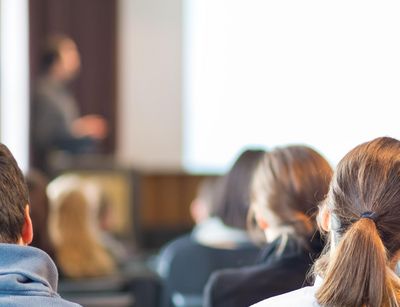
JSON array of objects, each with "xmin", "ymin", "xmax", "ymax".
[
  {"xmin": 250, "ymin": 145, "xmax": 332, "ymax": 247},
  {"xmin": 315, "ymin": 137, "xmax": 400, "ymax": 307}
]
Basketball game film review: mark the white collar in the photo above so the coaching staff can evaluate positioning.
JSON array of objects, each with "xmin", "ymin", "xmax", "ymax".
[{"xmin": 314, "ymin": 275, "xmax": 324, "ymax": 288}]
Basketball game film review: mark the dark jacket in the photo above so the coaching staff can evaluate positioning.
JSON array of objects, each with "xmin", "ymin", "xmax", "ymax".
[
  {"xmin": 203, "ymin": 233, "xmax": 324, "ymax": 307},
  {"xmin": 31, "ymin": 77, "xmax": 94, "ymax": 172},
  {"xmin": 157, "ymin": 234, "xmax": 261, "ymax": 307}
]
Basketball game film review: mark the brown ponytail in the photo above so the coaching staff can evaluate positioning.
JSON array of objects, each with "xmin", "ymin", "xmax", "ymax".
[
  {"xmin": 316, "ymin": 218, "xmax": 400, "ymax": 307},
  {"xmin": 314, "ymin": 137, "xmax": 400, "ymax": 307}
]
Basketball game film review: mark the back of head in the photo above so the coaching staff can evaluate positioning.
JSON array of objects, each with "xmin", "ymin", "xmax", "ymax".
[
  {"xmin": 48, "ymin": 175, "xmax": 115, "ymax": 278},
  {"xmin": 316, "ymin": 137, "xmax": 400, "ymax": 307},
  {"xmin": 0, "ymin": 144, "xmax": 28, "ymax": 243},
  {"xmin": 190, "ymin": 176, "xmax": 222, "ymax": 224},
  {"xmin": 214, "ymin": 149, "xmax": 265, "ymax": 230},
  {"xmin": 57, "ymin": 188, "xmax": 92, "ymax": 242},
  {"xmin": 251, "ymin": 145, "xmax": 332, "ymax": 244}
]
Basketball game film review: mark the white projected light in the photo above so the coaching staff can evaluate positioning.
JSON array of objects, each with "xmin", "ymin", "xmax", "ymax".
[
  {"xmin": 183, "ymin": 0, "xmax": 400, "ymax": 173},
  {"xmin": 0, "ymin": 0, "xmax": 30, "ymax": 172}
]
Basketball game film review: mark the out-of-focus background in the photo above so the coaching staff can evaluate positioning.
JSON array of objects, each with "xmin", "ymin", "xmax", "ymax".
[
  {"xmin": 3, "ymin": 0, "xmax": 400, "ymax": 241},
  {"xmin": 1, "ymin": 1, "xmax": 400, "ymax": 306}
]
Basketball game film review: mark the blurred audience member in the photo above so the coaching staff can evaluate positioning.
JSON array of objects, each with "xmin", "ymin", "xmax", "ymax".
[
  {"xmin": 189, "ymin": 176, "xmax": 219, "ymax": 225},
  {"xmin": 192, "ymin": 149, "xmax": 266, "ymax": 248},
  {"xmin": 0, "ymin": 143, "xmax": 79, "ymax": 306},
  {"xmin": 157, "ymin": 149, "xmax": 265, "ymax": 307},
  {"xmin": 97, "ymin": 196, "xmax": 130, "ymax": 265},
  {"xmin": 204, "ymin": 145, "xmax": 333, "ymax": 307},
  {"xmin": 252, "ymin": 137, "xmax": 400, "ymax": 307},
  {"xmin": 48, "ymin": 175, "xmax": 116, "ymax": 279},
  {"xmin": 31, "ymin": 35, "xmax": 107, "ymax": 173},
  {"xmin": 25, "ymin": 169, "xmax": 55, "ymax": 260},
  {"xmin": 156, "ymin": 176, "xmax": 223, "ymax": 277}
]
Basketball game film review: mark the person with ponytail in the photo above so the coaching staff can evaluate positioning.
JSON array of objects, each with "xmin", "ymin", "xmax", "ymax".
[{"xmin": 252, "ymin": 136, "xmax": 400, "ymax": 307}]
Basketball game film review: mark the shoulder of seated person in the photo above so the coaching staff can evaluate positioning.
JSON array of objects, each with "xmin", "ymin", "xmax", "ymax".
[{"xmin": 250, "ymin": 285, "xmax": 318, "ymax": 307}]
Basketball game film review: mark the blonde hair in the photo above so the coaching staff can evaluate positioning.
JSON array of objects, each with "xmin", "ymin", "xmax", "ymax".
[
  {"xmin": 48, "ymin": 175, "xmax": 115, "ymax": 278},
  {"xmin": 315, "ymin": 137, "xmax": 400, "ymax": 307}
]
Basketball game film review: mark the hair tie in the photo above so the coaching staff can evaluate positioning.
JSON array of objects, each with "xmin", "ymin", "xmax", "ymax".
[{"xmin": 360, "ymin": 211, "xmax": 377, "ymax": 222}]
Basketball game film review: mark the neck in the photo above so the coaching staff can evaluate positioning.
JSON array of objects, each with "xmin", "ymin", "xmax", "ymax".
[
  {"xmin": 17, "ymin": 237, "xmax": 26, "ymax": 246},
  {"xmin": 264, "ymin": 225, "xmax": 300, "ymax": 243}
]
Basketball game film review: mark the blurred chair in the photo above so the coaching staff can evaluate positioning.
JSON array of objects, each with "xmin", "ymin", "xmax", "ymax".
[
  {"xmin": 62, "ymin": 293, "xmax": 135, "ymax": 307},
  {"xmin": 158, "ymin": 234, "xmax": 259, "ymax": 307},
  {"xmin": 58, "ymin": 270, "xmax": 161, "ymax": 307},
  {"xmin": 59, "ymin": 275, "xmax": 135, "ymax": 307}
]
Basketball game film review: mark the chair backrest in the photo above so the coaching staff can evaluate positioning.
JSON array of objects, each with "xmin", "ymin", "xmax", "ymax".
[
  {"xmin": 59, "ymin": 275, "xmax": 135, "ymax": 307},
  {"xmin": 58, "ymin": 275, "xmax": 128, "ymax": 293},
  {"xmin": 158, "ymin": 234, "xmax": 260, "ymax": 307},
  {"xmin": 62, "ymin": 292, "xmax": 135, "ymax": 307}
]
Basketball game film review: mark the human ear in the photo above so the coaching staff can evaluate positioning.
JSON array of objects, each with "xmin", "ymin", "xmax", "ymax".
[
  {"xmin": 254, "ymin": 208, "xmax": 269, "ymax": 230},
  {"xmin": 257, "ymin": 218, "xmax": 268, "ymax": 230},
  {"xmin": 319, "ymin": 204, "xmax": 331, "ymax": 232},
  {"xmin": 21, "ymin": 205, "xmax": 33, "ymax": 245}
]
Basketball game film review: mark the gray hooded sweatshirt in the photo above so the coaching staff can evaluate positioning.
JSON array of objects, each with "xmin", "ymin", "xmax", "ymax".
[{"xmin": 0, "ymin": 243, "xmax": 80, "ymax": 306}]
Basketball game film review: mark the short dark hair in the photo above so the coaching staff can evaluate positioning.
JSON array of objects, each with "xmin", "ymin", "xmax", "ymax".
[
  {"xmin": 39, "ymin": 34, "xmax": 71, "ymax": 73},
  {"xmin": 214, "ymin": 149, "xmax": 266, "ymax": 229},
  {"xmin": 0, "ymin": 144, "xmax": 29, "ymax": 243}
]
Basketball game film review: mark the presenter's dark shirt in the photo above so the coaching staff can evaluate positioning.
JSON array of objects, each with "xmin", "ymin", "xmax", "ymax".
[{"xmin": 31, "ymin": 77, "xmax": 94, "ymax": 171}]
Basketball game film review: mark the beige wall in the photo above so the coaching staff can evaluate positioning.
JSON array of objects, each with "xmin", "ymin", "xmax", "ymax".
[{"xmin": 117, "ymin": 0, "xmax": 183, "ymax": 172}]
